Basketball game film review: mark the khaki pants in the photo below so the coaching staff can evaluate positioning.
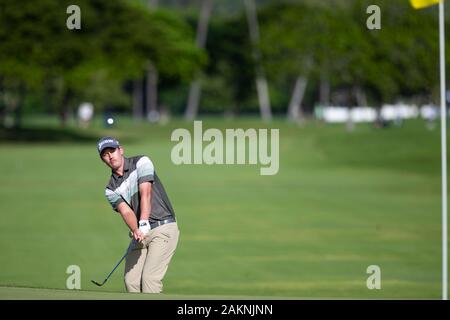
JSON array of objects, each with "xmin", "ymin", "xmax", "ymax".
[{"xmin": 124, "ymin": 222, "xmax": 179, "ymax": 293}]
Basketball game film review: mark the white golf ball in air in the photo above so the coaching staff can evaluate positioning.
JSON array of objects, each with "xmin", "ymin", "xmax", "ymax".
[{"xmin": 107, "ymin": 118, "xmax": 114, "ymax": 125}]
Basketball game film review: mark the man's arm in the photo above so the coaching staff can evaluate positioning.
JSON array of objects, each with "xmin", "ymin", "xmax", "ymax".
[
  {"xmin": 117, "ymin": 202, "xmax": 144, "ymax": 242},
  {"xmin": 135, "ymin": 156, "xmax": 155, "ymax": 235},
  {"xmin": 139, "ymin": 181, "xmax": 152, "ymax": 221},
  {"xmin": 136, "ymin": 181, "xmax": 152, "ymax": 236}
]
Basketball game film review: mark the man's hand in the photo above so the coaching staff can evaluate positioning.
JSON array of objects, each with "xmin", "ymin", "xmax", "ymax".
[
  {"xmin": 132, "ymin": 228, "xmax": 145, "ymax": 242},
  {"xmin": 117, "ymin": 203, "xmax": 145, "ymax": 241},
  {"xmin": 139, "ymin": 220, "xmax": 150, "ymax": 235}
]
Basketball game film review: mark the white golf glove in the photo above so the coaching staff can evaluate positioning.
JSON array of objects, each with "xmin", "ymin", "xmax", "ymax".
[{"xmin": 138, "ymin": 220, "xmax": 150, "ymax": 235}]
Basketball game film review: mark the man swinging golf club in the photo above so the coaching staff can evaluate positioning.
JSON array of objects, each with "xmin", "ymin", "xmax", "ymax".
[{"xmin": 97, "ymin": 136, "xmax": 179, "ymax": 293}]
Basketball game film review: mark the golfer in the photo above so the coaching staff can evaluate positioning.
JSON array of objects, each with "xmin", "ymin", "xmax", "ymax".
[{"xmin": 97, "ymin": 136, "xmax": 180, "ymax": 293}]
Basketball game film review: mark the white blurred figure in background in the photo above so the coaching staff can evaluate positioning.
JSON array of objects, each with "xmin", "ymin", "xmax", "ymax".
[
  {"xmin": 421, "ymin": 104, "xmax": 438, "ymax": 131},
  {"xmin": 78, "ymin": 102, "xmax": 94, "ymax": 129}
]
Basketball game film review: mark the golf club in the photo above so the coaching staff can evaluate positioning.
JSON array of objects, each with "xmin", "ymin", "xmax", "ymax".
[{"xmin": 91, "ymin": 240, "xmax": 137, "ymax": 287}]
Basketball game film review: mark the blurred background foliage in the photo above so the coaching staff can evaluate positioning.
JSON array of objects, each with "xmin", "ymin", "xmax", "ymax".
[{"xmin": 0, "ymin": 0, "xmax": 448, "ymax": 127}]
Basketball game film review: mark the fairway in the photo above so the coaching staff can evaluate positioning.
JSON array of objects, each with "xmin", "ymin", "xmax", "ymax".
[
  {"xmin": 0, "ymin": 286, "xmax": 295, "ymax": 300},
  {"xmin": 0, "ymin": 117, "xmax": 445, "ymax": 299}
]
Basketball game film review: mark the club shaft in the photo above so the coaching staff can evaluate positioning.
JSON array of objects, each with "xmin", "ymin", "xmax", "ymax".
[
  {"xmin": 103, "ymin": 252, "xmax": 127, "ymax": 281},
  {"xmin": 98, "ymin": 240, "xmax": 136, "ymax": 284}
]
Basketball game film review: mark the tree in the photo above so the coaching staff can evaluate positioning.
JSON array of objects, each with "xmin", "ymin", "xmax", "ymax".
[
  {"xmin": 0, "ymin": 0, "xmax": 205, "ymax": 127},
  {"xmin": 200, "ymin": 14, "xmax": 256, "ymax": 116},
  {"xmin": 360, "ymin": 0, "xmax": 439, "ymax": 101},
  {"xmin": 184, "ymin": 0, "xmax": 213, "ymax": 120},
  {"xmin": 244, "ymin": 0, "xmax": 272, "ymax": 121},
  {"xmin": 259, "ymin": 2, "xmax": 318, "ymax": 122}
]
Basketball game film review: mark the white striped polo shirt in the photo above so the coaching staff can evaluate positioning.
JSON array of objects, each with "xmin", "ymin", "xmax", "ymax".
[{"xmin": 104, "ymin": 156, "xmax": 176, "ymax": 222}]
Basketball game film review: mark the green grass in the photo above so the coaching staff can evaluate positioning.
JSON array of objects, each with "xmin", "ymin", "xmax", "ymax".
[
  {"xmin": 0, "ymin": 116, "xmax": 446, "ymax": 299},
  {"xmin": 0, "ymin": 286, "xmax": 296, "ymax": 300}
]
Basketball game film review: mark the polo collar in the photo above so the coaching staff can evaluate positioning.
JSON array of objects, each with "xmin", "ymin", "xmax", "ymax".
[{"xmin": 112, "ymin": 157, "xmax": 131, "ymax": 178}]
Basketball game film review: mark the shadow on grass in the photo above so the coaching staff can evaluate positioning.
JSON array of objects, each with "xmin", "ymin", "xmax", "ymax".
[{"xmin": 0, "ymin": 126, "xmax": 99, "ymax": 143}]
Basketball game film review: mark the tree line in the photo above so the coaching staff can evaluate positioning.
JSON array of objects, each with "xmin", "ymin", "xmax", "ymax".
[{"xmin": 0, "ymin": 0, "xmax": 447, "ymax": 127}]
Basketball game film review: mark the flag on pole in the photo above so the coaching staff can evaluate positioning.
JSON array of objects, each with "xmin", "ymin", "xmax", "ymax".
[{"xmin": 410, "ymin": 0, "xmax": 441, "ymax": 9}]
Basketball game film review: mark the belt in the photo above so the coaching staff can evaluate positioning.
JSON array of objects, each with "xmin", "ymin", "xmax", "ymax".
[{"xmin": 149, "ymin": 217, "xmax": 176, "ymax": 230}]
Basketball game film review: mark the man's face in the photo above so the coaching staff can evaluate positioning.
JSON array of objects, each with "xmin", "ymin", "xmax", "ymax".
[{"xmin": 100, "ymin": 147, "xmax": 124, "ymax": 171}]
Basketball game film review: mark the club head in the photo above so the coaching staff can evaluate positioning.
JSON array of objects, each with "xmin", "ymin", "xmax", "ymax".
[{"xmin": 91, "ymin": 279, "xmax": 105, "ymax": 287}]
